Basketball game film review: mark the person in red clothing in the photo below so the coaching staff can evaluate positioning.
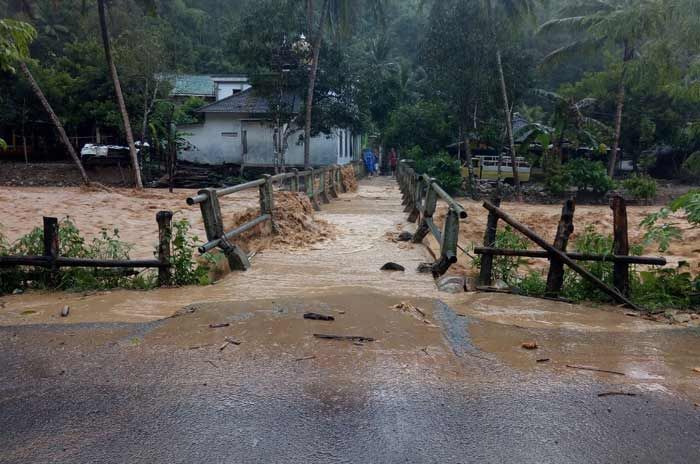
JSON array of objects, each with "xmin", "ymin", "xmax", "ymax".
[{"xmin": 389, "ymin": 148, "xmax": 398, "ymax": 177}]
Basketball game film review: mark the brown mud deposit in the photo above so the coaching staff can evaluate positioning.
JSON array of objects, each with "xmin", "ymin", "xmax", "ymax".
[
  {"xmin": 340, "ymin": 165, "xmax": 359, "ymax": 192},
  {"xmin": 223, "ymin": 191, "xmax": 334, "ymax": 253},
  {"xmin": 429, "ymin": 199, "xmax": 700, "ymax": 276}
]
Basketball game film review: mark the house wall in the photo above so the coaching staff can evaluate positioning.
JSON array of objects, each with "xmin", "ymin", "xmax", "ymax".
[
  {"xmin": 179, "ymin": 113, "xmax": 243, "ymax": 164},
  {"xmin": 179, "ymin": 114, "xmax": 361, "ymax": 167},
  {"xmin": 215, "ymin": 82, "xmax": 252, "ymax": 101}
]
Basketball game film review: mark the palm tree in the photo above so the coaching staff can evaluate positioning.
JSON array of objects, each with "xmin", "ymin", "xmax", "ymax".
[
  {"xmin": 97, "ymin": 0, "xmax": 142, "ymax": 188},
  {"xmin": 303, "ymin": 0, "xmax": 387, "ymax": 169},
  {"xmin": 0, "ymin": 18, "xmax": 90, "ymax": 184},
  {"xmin": 539, "ymin": 0, "xmax": 666, "ymax": 177}
]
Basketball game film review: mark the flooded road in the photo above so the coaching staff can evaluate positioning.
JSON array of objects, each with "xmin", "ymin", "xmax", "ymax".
[{"xmin": 1, "ymin": 177, "xmax": 699, "ymax": 463}]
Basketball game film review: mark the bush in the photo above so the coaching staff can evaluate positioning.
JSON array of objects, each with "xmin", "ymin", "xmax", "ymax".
[
  {"xmin": 681, "ymin": 151, "xmax": 700, "ymax": 181},
  {"xmin": 565, "ymin": 159, "xmax": 615, "ymax": 194},
  {"xmin": 632, "ymin": 265, "xmax": 699, "ymax": 310},
  {"xmin": 622, "ymin": 174, "xmax": 657, "ymax": 202},
  {"xmin": 518, "ymin": 271, "xmax": 547, "ymax": 297},
  {"xmin": 473, "ymin": 226, "xmax": 530, "ymax": 286},
  {"xmin": 0, "ymin": 216, "xmax": 211, "ymax": 295},
  {"xmin": 416, "ymin": 152, "xmax": 462, "ymax": 195}
]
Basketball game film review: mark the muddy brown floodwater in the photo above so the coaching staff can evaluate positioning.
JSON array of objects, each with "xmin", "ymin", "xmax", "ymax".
[{"xmin": 1, "ymin": 177, "xmax": 700, "ymax": 419}]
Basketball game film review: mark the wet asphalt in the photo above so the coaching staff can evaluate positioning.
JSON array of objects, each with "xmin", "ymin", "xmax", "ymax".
[{"xmin": 1, "ymin": 295, "xmax": 699, "ymax": 464}]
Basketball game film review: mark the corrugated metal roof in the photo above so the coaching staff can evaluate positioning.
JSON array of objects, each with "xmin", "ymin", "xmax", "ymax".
[
  {"xmin": 197, "ymin": 88, "xmax": 302, "ymax": 115},
  {"xmin": 169, "ymin": 74, "xmax": 216, "ymax": 97}
]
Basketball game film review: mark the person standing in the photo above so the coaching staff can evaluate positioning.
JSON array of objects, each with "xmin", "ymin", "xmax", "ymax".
[
  {"xmin": 363, "ymin": 148, "xmax": 375, "ymax": 177},
  {"xmin": 389, "ymin": 148, "xmax": 398, "ymax": 177}
]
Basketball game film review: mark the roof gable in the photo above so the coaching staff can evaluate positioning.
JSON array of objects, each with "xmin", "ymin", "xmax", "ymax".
[{"xmin": 197, "ymin": 88, "xmax": 301, "ymax": 115}]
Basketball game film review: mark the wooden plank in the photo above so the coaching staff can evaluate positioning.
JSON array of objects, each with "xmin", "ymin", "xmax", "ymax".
[
  {"xmin": 482, "ymin": 200, "xmax": 641, "ymax": 310},
  {"xmin": 478, "ymin": 198, "xmax": 501, "ymax": 286},
  {"xmin": 472, "ymin": 248, "xmax": 666, "ymax": 265},
  {"xmin": 611, "ymin": 195, "xmax": 630, "ymax": 297},
  {"xmin": 546, "ymin": 199, "xmax": 576, "ymax": 296}
]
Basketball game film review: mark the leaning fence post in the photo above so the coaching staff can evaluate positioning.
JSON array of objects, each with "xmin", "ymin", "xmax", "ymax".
[
  {"xmin": 545, "ymin": 198, "xmax": 576, "ymax": 296},
  {"xmin": 259, "ymin": 174, "xmax": 276, "ymax": 233},
  {"xmin": 407, "ymin": 173, "xmax": 422, "ymax": 223},
  {"xmin": 478, "ymin": 197, "xmax": 501, "ymax": 286},
  {"xmin": 199, "ymin": 188, "xmax": 250, "ymax": 271},
  {"xmin": 43, "ymin": 216, "xmax": 59, "ymax": 285},
  {"xmin": 329, "ymin": 165, "xmax": 339, "ymax": 199},
  {"xmin": 156, "ymin": 210, "xmax": 173, "ymax": 286},
  {"xmin": 413, "ymin": 178, "xmax": 437, "ymax": 243},
  {"xmin": 432, "ymin": 208, "xmax": 460, "ymax": 276},
  {"xmin": 611, "ymin": 195, "xmax": 630, "ymax": 297}
]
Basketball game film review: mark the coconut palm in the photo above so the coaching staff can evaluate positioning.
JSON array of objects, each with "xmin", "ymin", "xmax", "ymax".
[
  {"xmin": 539, "ymin": 0, "xmax": 667, "ymax": 177},
  {"xmin": 0, "ymin": 18, "xmax": 90, "ymax": 184}
]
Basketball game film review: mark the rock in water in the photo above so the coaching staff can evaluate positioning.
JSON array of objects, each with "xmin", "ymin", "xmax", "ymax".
[
  {"xmin": 60, "ymin": 306, "xmax": 70, "ymax": 317},
  {"xmin": 436, "ymin": 276, "xmax": 467, "ymax": 293},
  {"xmin": 303, "ymin": 312, "xmax": 335, "ymax": 321},
  {"xmin": 397, "ymin": 231, "xmax": 413, "ymax": 242},
  {"xmin": 381, "ymin": 262, "xmax": 405, "ymax": 272},
  {"xmin": 416, "ymin": 263, "xmax": 434, "ymax": 274}
]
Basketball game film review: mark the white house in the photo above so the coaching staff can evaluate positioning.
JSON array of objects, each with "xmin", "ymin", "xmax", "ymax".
[{"xmin": 178, "ymin": 86, "xmax": 361, "ymax": 168}]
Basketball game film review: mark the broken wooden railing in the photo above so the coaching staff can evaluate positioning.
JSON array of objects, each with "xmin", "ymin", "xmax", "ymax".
[
  {"xmin": 397, "ymin": 160, "xmax": 468, "ymax": 276},
  {"xmin": 186, "ymin": 161, "xmax": 365, "ymax": 271},
  {"xmin": 475, "ymin": 196, "xmax": 666, "ymax": 310},
  {"xmin": 0, "ymin": 213, "xmax": 174, "ymax": 286}
]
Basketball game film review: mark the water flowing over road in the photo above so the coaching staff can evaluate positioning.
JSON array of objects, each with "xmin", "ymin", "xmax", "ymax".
[{"xmin": 1, "ymin": 177, "xmax": 699, "ymax": 463}]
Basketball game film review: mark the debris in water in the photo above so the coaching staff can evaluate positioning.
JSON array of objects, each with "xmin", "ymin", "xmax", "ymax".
[
  {"xmin": 566, "ymin": 364, "xmax": 625, "ymax": 376},
  {"xmin": 417, "ymin": 263, "xmax": 433, "ymax": 274},
  {"xmin": 536, "ymin": 358, "xmax": 550, "ymax": 363},
  {"xmin": 692, "ymin": 367, "xmax": 700, "ymax": 373},
  {"xmin": 12, "ymin": 288, "xmax": 23, "ymax": 295},
  {"xmin": 304, "ymin": 312, "xmax": 335, "ymax": 321},
  {"xmin": 436, "ymin": 276, "xmax": 467, "ymax": 294},
  {"xmin": 206, "ymin": 360, "xmax": 217, "ymax": 368},
  {"xmin": 60, "ymin": 305, "xmax": 70, "ymax": 317},
  {"xmin": 381, "ymin": 262, "xmax": 405, "ymax": 271},
  {"xmin": 397, "ymin": 231, "xmax": 413, "ymax": 242},
  {"xmin": 521, "ymin": 341, "xmax": 538, "ymax": 350},
  {"xmin": 295, "ymin": 355, "xmax": 316, "ymax": 362},
  {"xmin": 20, "ymin": 310, "xmax": 36, "ymax": 315},
  {"xmin": 624, "ymin": 312, "xmax": 639, "ymax": 318},
  {"xmin": 209, "ymin": 323, "xmax": 230, "ymax": 329},
  {"xmin": 225, "ymin": 337, "xmax": 241, "ymax": 345},
  {"xmin": 598, "ymin": 392, "xmax": 638, "ymax": 397},
  {"xmin": 314, "ymin": 334, "xmax": 375, "ymax": 342},
  {"xmin": 391, "ymin": 302, "xmax": 426, "ymax": 318}
]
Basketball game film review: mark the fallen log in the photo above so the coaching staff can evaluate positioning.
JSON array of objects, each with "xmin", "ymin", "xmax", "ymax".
[{"xmin": 482, "ymin": 201, "xmax": 641, "ymax": 310}]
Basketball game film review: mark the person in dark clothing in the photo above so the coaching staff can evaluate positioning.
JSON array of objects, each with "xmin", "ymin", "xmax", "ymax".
[{"xmin": 389, "ymin": 148, "xmax": 398, "ymax": 177}]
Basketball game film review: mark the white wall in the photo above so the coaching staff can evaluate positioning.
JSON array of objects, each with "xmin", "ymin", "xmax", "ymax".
[
  {"xmin": 215, "ymin": 82, "xmax": 252, "ymax": 101},
  {"xmin": 179, "ymin": 114, "xmax": 360, "ymax": 167},
  {"xmin": 179, "ymin": 113, "xmax": 243, "ymax": 165}
]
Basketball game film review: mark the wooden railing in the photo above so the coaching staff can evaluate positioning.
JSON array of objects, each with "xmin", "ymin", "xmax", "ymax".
[
  {"xmin": 186, "ymin": 161, "xmax": 365, "ymax": 271},
  {"xmin": 0, "ymin": 213, "xmax": 174, "ymax": 286},
  {"xmin": 397, "ymin": 160, "xmax": 468, "ymax": 276}
]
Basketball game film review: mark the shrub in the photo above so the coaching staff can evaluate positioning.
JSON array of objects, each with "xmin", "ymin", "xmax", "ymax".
[
  {"xmin": 681, "ymin": 151, "xmax": 700, "ymax": 181},
  {"xmin": 411, "ymin": 149, "xmax": 463, "ymax": 195},
  {"xmin": 518, "ymin": 271, "xmax": 547, "ymax": 297},
  {"xmin": 565, "ymin": 159, "xmax": 615, "ymax": 194},
  {"xmin": 632, "ymin": 265, "xmax": 698, "ymax": 310},
  {"xmin": 622, "ymin": 174, "xmax": 657, "ymax": 202}
]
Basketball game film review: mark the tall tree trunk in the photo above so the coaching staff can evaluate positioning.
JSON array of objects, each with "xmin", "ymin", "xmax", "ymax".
[
  {"xmin": 19, "ymin": 62, "xmax": 89, "ymax": 185},
  {"xmin": 98, "ymin": 0, "xmax": 142, "ymax": 189},
  {"xmin": 303, "ymin": 0, "xmax": 330, "ymax": 170},
  {"xmin": 608, "ymin": 42, "xmax": 632, "ymax": 178},
  {"xmin": 496, "ymin": 49, "xmax": 521, "ymax": 196}
]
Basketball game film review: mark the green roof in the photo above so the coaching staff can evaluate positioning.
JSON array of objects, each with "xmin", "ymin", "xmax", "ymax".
[{"xmin": 168, "ymin": 74, "xmax": 215, "ymax": 98}]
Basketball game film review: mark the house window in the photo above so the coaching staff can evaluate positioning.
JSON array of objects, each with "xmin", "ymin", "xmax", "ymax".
[
  {"xmin": 242, "ymin": 130, "xmax": 248, "ymax": 154},
  {"xmin": 339, "ymin": 131, "xmax": 344, "ymax": 158},
  {"xmin": 221, "ymin": 132, "xmax": 238, "ymax": 137}
]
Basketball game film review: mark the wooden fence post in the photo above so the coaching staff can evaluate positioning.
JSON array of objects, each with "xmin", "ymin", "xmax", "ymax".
[
  {"xmin": 329, "ymin": 165, "xmax": 339, "ymax": 199},
  {"xmin": 320, "ymin": 169, "xmax": 331, "ymax": 204},
  {"xmin": 611, "ymin": 195, "xmax": 630, "ymax": 297},
  {"xmin": 407, "ymin": 174, "xmax": 422, "ymax": 223},
  {"xmin": 259, "ymin": 174, "xmax": 276, "ymax": 233},
  {"xmin": 545, "ymin": 199, "xmax": 576, "ymax": 296},
  {"xmin": 478, "ymin": 197, "xmax": 501, "ymax": 286},
  {"xmin": 432, "ymin": 208, "xmax": 460, "ymax": 276},
  {"xmin": 413, "ymin": 178, "xmax": 437, "ymax": 243},
  {"xmin": 199, "ymin": 188, "xmax": 249, "ymax": 271},
  {"xmin": 309, "ymin": 168, "xmax": 321, "ymax": 211},
  {"xmin": 156, "ymin": 210, "xmax": 173, "ymax": 286},
  {"xmin": 43, "ymin": 216, "xmax": 59, "ymax": 285}
]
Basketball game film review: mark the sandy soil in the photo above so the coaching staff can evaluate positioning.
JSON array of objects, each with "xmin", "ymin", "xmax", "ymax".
[{"xmin": 423, "ymin": 199, "xmax": 700, "ymax": 276}]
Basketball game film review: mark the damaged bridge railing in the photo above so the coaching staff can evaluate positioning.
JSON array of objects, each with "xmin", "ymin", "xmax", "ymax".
[
  {"xmin": 186, "ymin": 161, "xmax": 365, "ymax": 271},
  {"xmin": 397, "ymin": 160, "xmax": 468, "ymax": 276}
]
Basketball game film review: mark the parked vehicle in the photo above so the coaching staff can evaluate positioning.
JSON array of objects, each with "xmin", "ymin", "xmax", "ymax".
[{"xmin": 461, "ymin": 155, "xmax": 531, "ymax": 183}]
